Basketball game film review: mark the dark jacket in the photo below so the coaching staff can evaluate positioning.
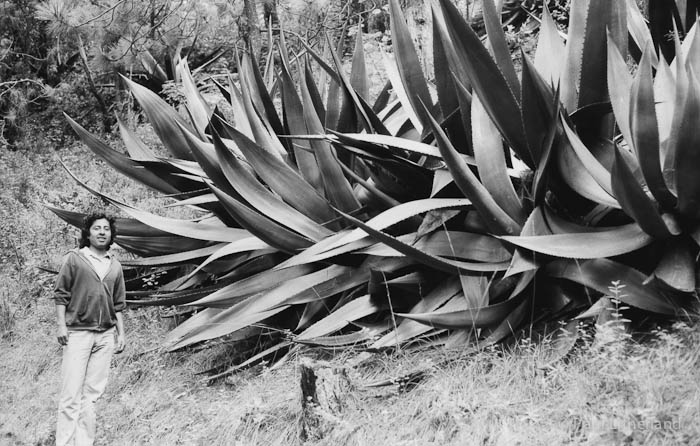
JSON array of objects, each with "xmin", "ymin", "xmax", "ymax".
[{"xmin": 53, "ymin": 249, "xmax": 126, "ymax": 331}]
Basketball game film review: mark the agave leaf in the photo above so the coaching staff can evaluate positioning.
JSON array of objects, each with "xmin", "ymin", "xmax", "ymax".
[
  {"xmin": 432, "ymin": 14, "xmax": 459, "ymax": 120},
  {"xmin": 432, "ymin": 0, "xmax": 529, "ymax": 165},
  {"xmin": 334, "ymin": 35, "xmax": 366, "ymax": 133},
  {"xmin": 300, "ymin": 76, "xmax": 362, "ymax": 213},
  {"xmin": 161, "ymin": 157, "xmax": 207, "ymax": 178},
  {"xmin": 452, "ymin": 76, "xmax": 474, "ymax": 156},
  {"xmin": 209, "ymin": 183, "xmax": 313, "ymax": 252},
  {"xmin": 116, "ymin": 116, "xmax": 158, "ymax": 162},
  {"xmin": 60, "ymin": 163, "xmax": 250, "ymax": 243},
  {"xmin": 212, "ymin": 128, "xmax": 332, "ymax": 242},
  {"xmin": 180, "ymin": 236, "xmax": 275, "ymax": 283},
  {"xmin": 216, "ymin": 121, "xmax": 336, "ymax": 224},
  {"xmin": 388, "ymin": 0, "xmax": 434, "ymax": 130},
  {"xmin": 350, "ymin": 24, "xmax": 369, "ymax": 102},
  {"xmin": 684, "ymin": 20, "xmax": 700, "ymax": 77},
  {"xmin": 121, "ymin": 243, "xmax": 228, "ymax": 267},
  {"xmin": 460, "ymin": 274, "xmax": 490, "ymax": 308},
  {"xmin": 482, "ymin": 0, "xmax": 520, "ymax": 98},
  {"xmin": 276, "ymin": 230, "xmax": 356, "ymax": 269},
  {"xmin": 238, "ymin": 56, "xmax": 288, "ymax": 161},
  {"xmin": 278, "ymin": 260, "xmax": 407, "ymax": 308},
  {"xmin": 471, "ymin": 94, "xmax": 526, "ymax": 224},
  {"xmin": 65, "ymin": 114, "xmax": 181, "ymax": 195},
  {"xmin": 415, "ymin": 209, "xmax": 460, "ymax": 240},
  {"xmin": 225, "ymin": 74, "xmax": 255, "ymax": 140},
  {"xmin": 327, "ymin": 198, "xmax": 472, "ymax": 250},
  {"xmin": 304, "ymin": 59, "xmax": 326, "ymax": 125},
  {"xmin": 674, "ymin": 66, "xmax": 700, "ymax": 220},
  {"xmin": 431, "ymin": 168, "xmax": 454, "ymax": 197},
  {"xmin": 556, "ymin": 132, "xmax": 619, "ymax": 208},
  {"xmin": 277, "ymin": 22, "xmax": 292, "ymax": 70},
  {"xmin": 116, "ymin": 235, "xmax": 209, "ymax": 257},
  {"xmin": 239, "ymin": 265, "xmax": 354, "ymax": 313},
  {"xmin": 427, "ymin": 107, "xmax": 522, "ymax": 235},
  {"xmin": 324, "ymin": 57, "xmax": 344, "ymax": 131},
  {"xmin": 370, "ymin": 277, "xmax": 462, "ymax": 348},
  {"xmin": 534, "ymin": 3, "xmax": 565, "ymax": 85},
  {"xmin": 325, "ymin": 33, "xmax": 374, "ymax": 133},
  {"xmin": 396, "ymin": 292, "xmax": 528, "ymax": 329},
  {"xmin": 386, "ymin": 271, "xmax": 430, "ymax": 287},
  {"xmin": 611, "ymin": 148, "xmax": 671, "ymax": 238},
  {"xmin": 163, "ymin": 307, "xmax": 223, "ymax": 347},
  {"xmin": 167, "ymin": 306, "xmax": 284, "ymax": 351},
  {"xmin": 499, "ymin": 222, "xmax": 654, "ymax": 259},
  {"xmin": 532, "ymin": 85, "xmax": 561, "ymax": 205},
  {"xmin": 278, "ymin": 63, "xmax": 323, "ymax": 190},
  {"xmin": 126, "ymin": 285, "xmax": 229, "ymax": 307},
  {"xmin": 335, "ymin": 208, "xmax": 510, "ymax": 273},
  {"xmin": 111, "ymin": 200, "xmax": 250, "ymax": 242},
  {"xmin": 479, "ymin": 295, "xmax": 532, "ymax": 345},
  {"xmin": 521, "ymin": 50, "xmax": 556, "ymax": 168},
  {"xmin": 163, "ymin": 193, "xmax": 217, "ymax": 208},
  {"xmin": 429, "ymin": 6, "xmax": 469, "ymax": 87},
  {"xmin": 654, "ymin": 55, "xmax": 675, "ymax": 152},
  {"xmin": 177, "ymin": 58, "xmax": 212, "ymax": 135},
  {"xmin": 295, "ymin": 322, "xmax": 390, "ymax": 347},
  {"xmin": 561, "ymin": 117, "xmax": 613, "ymax": 195},
  {"xmin": 562, "ymin": 0, "xmax": 626, "ymax": 111},
  {"xmin": 653, "ymin": 238, "xmax": 696, "ymax": 292},
  {"xmin": 189, "ymin": 264, "xmax": 318, "ymax": 307},
  {"xmin": 121, "ymin": 76, "xmax": 194, "ymax": 160},
  {"xmin": 373, "ymin": 79, "xmax": 393, "ymax": 113},
  {"xmin": 328, "ymin": 132, "xmax": 442, "ymax": 158},
  {"xmin": 295, "ymin": 298, "xmax": 339, "ymax": 333},
  {"xmin": 630, "ymin": 46, "xmax": 677, "ymax": 210},
  {"xmin": 351, "ymin": 92, "xmax": 394, "ymax": 136},
  {"xmin": 138, "ymin": 49, "xmax": 167, "ymax": 82},
  {"xmin": 546, "ymin": 259, "xmax": 678, "ymax": 314},
  {"xmin": 362, "ymin": 230, "xmax": 513, "ymax": 263},
  {"xmin": 169, "ymin": 265, "xmax": 357, "ymax": 348},
  {"xmin": 45, "ymin": 205, "xmax": 171, "ymax": 237},
  {"xmin": 606, "ymin": 34, "xmax": 634, "ymax": 151},
  {"xmin": 339, "ymin": 159, "xmax": 402, "ymax": 209},
  {"xmin": 663, "ymin": 39, "xmax": 689, "ymax": 189},
  {"xmin": 504, "ymin": 205, "xmax": 555, "ymax": 277},
  {"xmin": 382, "ymin": 54, "xmax": 424, "ymax": 134},
  {"xmin": 239, "ymin": 52, "xmax": 285, "ymax": 139},
  {"xmin": 626, "ymin": 0, "xmax": 657, "ymax": 66},
  {"xmin": 176, "ymin": 122, "xmax": 242, "ymax": 200},
  {"xmin": 295, "ymin": 294, "xmax": 380, "ymax": 341}
]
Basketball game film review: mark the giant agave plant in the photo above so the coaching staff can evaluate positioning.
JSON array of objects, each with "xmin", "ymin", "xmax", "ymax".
[{"xmin": 49, "ymin": 0, "xmax": 697, "ymax": 377}]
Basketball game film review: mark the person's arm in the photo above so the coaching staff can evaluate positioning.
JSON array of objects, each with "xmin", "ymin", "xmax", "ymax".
[
  {"xmin": 115, "ymin": 311, "xmax": 125, "ymax": 353},
  {"xmin": 54, "ymin": 253, "xmax": 73, "ymax": 345},
  {"xmin": 113, "ymin": 262, "xmax": 127, "ymax": 354},
  {"xmin": 56, "ymin": 304, "xmax": 68, "ymax": 345}
]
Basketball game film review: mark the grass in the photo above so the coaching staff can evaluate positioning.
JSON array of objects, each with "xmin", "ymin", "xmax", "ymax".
[{"xmin": 3, "ymin": 287, "xmax": 698, "ymax": 445}]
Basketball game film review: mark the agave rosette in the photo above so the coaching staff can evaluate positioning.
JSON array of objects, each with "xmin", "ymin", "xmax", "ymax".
[{"xmin": 49, "ymin": 0, "xmax": 695, "ymax": 374}]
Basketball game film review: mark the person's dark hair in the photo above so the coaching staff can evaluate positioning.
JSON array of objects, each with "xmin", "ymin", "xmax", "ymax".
[{"xmin": 79, "ymin": 212, "xmax": 117, "ymax": 249}]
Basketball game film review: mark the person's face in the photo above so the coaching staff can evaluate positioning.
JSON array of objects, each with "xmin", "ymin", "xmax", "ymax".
[{"xmin": 88, "ymin": 218, "xmax": 112, "ymax": 250}]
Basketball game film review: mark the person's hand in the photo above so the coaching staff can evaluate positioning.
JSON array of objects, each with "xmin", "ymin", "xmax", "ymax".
[
  {"xmin": 57, "ymin": 325, "xmax": 68, "ymax": 346},
  {"xmin": 115, "ymin": 334, "xmax": 126, "ymax": 354}
]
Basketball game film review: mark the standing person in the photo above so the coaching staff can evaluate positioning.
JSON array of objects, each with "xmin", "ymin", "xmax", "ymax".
[{"xmin": 53, "ymin": 212, "xmax": 126, "ymax": 446}]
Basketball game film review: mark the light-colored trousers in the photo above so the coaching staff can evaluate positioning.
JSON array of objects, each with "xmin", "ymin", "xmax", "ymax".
[{"xmin": 56, "ymin": 328, "xmax": 115, "ymax": 446}]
